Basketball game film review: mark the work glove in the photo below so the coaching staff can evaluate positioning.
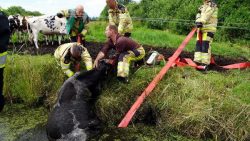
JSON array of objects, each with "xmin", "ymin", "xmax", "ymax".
[
  {"xmin": 57, "ymin": 13, "xmax": 64, "ymax": 18},
  {"xmin": 196, "ymin": 22, "xmax": 203, "ymax": 28}
]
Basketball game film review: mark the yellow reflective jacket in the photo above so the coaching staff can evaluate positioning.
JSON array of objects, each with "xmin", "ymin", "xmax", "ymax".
[
  {"xmin": 108, "ymin": 4, "xmax": 133, "ymax": 35},
  {"xmin": 196, "ymin": 1, "xmax": 218, "ymax": 32},
  {"xmin": 54, "ymin": 43, "xmax": 92, "ymax": 77}
]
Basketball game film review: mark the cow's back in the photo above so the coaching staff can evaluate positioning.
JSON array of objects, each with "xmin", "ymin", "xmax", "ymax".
[{"xmin": 28, "ymin": 15, "xmax": 67, "ymax": 34}]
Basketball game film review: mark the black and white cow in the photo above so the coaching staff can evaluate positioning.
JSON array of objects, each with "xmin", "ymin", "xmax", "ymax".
[
  {"xmin": 46, "ymin": 61, "xmax": 111, "ymax": 141},
  {"xmin": 8, "ymin": 14, "xmax": 28, "ymax": 43},
  {"xmin": 27, "ymin": 15, "xmax": 67, "ymax": 49}
]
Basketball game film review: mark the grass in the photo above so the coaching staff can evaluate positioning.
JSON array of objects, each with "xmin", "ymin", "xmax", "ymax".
[
  {"xmin": 86, "ymin": 21, "xmax": 250, "ymax": 60},
  {"xmin": 96, "ymin": 66, "xmax": 250, "ymax": 140},
  {"xmin": 2, "ymin": 55, "xmax": 249, "ymax": 140},
  {"xmin": 4, "ymin": 54, "xmax": 65, "ymax": 105}
]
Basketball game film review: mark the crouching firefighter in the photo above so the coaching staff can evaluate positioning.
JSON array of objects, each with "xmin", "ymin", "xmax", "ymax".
[
  {"xmin": 194, "ymin": 0, "xmax": 218, "ymax": 69},
  {"xmin": 57, "ymin": 5, "xmax": 89, "ymax": 46},
  {"xmin": 54, "ymin": 42, "xmax": 93, "ymax": 77},
  {"xmin": 94, "ymin": 25, "xmax": 145, "ymax": 83}
]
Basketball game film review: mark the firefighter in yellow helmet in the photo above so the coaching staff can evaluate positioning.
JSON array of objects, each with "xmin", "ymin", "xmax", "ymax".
[
  {"xmin": 194, "ymin": 0, "xmax": 218, "ymax": 69},
  {"xmin": 54, "ymin": 43, "xmax": 93, "ymax": 77},
  {"xmin": 106, "ymin": 0, "xmax": 133, "ymax": 37},
  {"xmin": 57, "ymin": 5, "xmax": 89, "ymax": 46},
  {"xmin": 94, "ymin": 25, "xmax": 145, "ymax": 83}
]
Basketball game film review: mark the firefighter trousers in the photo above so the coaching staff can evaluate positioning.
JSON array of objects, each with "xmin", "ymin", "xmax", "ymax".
[
  {"xmin": 117, "ymin": 46, "xmax": 145, "ymax": 78},
  {"xmin": 194, "ymin": 32, "xmax": 214, "ymax": 65}
]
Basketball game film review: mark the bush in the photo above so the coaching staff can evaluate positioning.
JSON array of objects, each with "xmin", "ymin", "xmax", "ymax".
[{"xmin": 127, "ymin": 0, "xmax": 250, "ymax": 42}]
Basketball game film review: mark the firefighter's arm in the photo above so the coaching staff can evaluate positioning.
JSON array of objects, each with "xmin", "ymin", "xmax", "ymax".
[
  {"xmin": 80, "ymin": 13, "xmax": 90, "ymax": 36},
  {"xmin": 80, "ymin": 28, "xmax": 88, "ymax": 36},
  {"xmin": 60, "ymin": 61, "xmax": 74, "ymax": 77},
  {"xmin": 81, "ymin": 47, "xmax": 93, "ymax": 70},
  {"xmin": 93, "ymin": 51, "xmax": 105, "ymax": 68},
  {"xmin": 196, "ymin": 6, "xmax": 216, "ymax": 25},
  {"xmin": 118, "ymin": 13, "xmax": 128, "ymax": 35},
  {"xmin": 108, "ymin": 9, "xmax": 116, "ymax": 25}
]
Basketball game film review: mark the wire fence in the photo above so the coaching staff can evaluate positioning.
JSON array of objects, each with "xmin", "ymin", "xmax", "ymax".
[{"xmin": 96, "ymin": 16, "xmax": 250, "ymax": 30}]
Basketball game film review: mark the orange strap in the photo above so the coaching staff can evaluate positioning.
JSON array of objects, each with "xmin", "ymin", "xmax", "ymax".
[
  {"xmin": 118, "ymin": 28, "xmax": 197, "ymax": 128},
  {"xmin": 174, "ymin": 58, "xmax": 250, "ymax": 70}
]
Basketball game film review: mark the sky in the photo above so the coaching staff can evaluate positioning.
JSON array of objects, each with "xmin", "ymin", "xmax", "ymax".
[{"xmin": 0, "ymin": 0, "xmax": 141, "ymax": 17}]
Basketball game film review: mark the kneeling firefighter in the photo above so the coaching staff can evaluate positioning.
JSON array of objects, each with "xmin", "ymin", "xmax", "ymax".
[{"xmin": 54, "ymin": 42, "xmax": 93, "ymax": 77}]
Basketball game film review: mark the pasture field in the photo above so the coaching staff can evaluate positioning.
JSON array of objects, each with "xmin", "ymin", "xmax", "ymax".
[{"xmin": 1, "ymin": 21, "xmax": 249, "ymax": 141}]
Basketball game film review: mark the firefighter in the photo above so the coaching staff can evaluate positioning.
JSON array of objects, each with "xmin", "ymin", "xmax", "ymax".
[
  {"xmin": 54, "ymin": 42, "xmax": 93, "ymax": 77},
  {"xmin": 106, "ymin": 0, "xmax": 133, "ymax": 37},
  {"xmin": 194, "ymin": 0, "xmax": 218, "ymax": 69},
  {"xmin": 0, "ymin": 10, "xmax": 10, "ymax": 112},
  {"xmin": 93, "ymin": 25, "xmax": 145, "ymax": 83},
  {"xmin": 57, "ymin": 5, "xmax": 89, "ymax": 46}
]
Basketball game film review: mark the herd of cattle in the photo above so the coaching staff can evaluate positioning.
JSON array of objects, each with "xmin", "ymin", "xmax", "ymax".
[{"xmin": 8, "ymin": 14, "xmax": 68, "ymax": 49}]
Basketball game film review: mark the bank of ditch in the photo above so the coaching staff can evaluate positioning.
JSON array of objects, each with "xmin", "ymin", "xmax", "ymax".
[{"xmin": 0, "ymin": 48, "xmax": 249, "ymax": 140}]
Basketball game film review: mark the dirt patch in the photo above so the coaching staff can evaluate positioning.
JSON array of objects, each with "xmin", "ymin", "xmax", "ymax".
[{"xmin": 8, "ymin": 41, "xmax": 249, "ymax": 71}]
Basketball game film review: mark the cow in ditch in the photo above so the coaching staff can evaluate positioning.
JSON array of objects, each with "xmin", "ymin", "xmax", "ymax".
[{"xmin": 46, "ymin": 60, "xmax": 111, "ymax": 141}]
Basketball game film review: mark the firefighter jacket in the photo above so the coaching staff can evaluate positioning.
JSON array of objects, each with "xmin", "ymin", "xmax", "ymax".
[
  {"xmin": 108, "ymin": 4, "xmax": 133, "ymax": 35},
  {"xmin": 59, "ymin": 9, "xmax": 89, "ymax": 36},
  {"xmin": 196, "ymin": 1, "xmax": 218, "ymax": 32},
  {"xmin": 54, "ymin": 43, "xmax": 92, "ymax": 77}
]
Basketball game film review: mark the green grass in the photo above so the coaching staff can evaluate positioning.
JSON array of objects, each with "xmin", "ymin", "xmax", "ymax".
[
  {"xmin": 2, "ymin": 54, "xmax": 249, "ymax": 140},
  {"xmin": 96, "ymin": 66, "xmax": 250, "ymax": 140},
  {"xmin": 4, "ymin": 54, "xmax": 65, "ymax": 105},
  {"xmin": 87, "ymin": 21, "xmax": 250, "ymax": 60}
]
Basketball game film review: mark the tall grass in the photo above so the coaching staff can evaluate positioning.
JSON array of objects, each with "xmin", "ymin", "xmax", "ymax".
[
  {"xmin": 4, "ymin": 54, "xmax": 65, "ymax": 105},
  {"xmin": 96, "ymin": 66, "xmax": 250, "ymax": 140}
]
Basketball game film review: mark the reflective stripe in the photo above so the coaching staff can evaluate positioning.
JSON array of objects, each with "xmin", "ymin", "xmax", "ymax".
[
  {"xmin": 201, "ymin": 53, "xmax": 210, "ymax": 65},
  {"xmin": 117, "ymin": 62, "xmax": 129, "ymax": 77},
  {"xmin": 81, "ymin": 47, "xmax": 93, "ymax": 70},
  {"xmin": 65, "ymin": 70, "xmax": 74, "ymax": 77},
  {"xmin": 61, "ymin": 63, "xmax": 70, "ymax": 70},
  {"xmin": 194, "ymin": 52, "xmax": 202, "ymax": 63},
  {"xmin": 0, "ymin": 52, "xmax": 7, "ymax": 68},
  {"xmin": 85, "ymin": 62, "xmax": 92, "ymax": 70}
]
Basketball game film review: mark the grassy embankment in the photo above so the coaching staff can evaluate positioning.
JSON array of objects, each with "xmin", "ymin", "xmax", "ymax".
[{"xmin": 1, "ymin": 21, "xmax": 249, "ymax": 140}]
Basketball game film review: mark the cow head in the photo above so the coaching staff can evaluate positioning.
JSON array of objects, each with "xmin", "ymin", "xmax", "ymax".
[
  {"xmin": 58, "ymin": 17, "xmax": 67, "ymax": 34},
  {"xmin": 8, "ymin": 14, "xmax": 25, "ymax": 33}
]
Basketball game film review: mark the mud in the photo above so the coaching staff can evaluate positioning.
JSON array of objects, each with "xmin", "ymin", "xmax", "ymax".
[{"xmin": 8, "ymin": 41, "xmax": 249, "ymax": 72}]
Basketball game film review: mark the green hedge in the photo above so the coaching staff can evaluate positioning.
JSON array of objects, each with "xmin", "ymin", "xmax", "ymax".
[{"xmin": 126, "ymin": 0, "xmax": 250, "ymax": 42}]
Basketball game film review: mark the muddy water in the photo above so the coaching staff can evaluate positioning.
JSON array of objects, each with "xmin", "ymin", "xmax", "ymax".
[
  {"xmin": 0, "ymin": 104, "xmax": 160, "ymax": 141},
  {"xmin": 0, "ymin": 104, "xmax": 48, "ymax": 141}
]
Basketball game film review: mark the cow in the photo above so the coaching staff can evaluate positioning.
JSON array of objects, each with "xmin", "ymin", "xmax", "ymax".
[
  {"xmin": 46, "ymin": 60, "xmax": 111, "ymax": 141},
  {"xmin": 27, "ymin": 15, "xmax": 67, "ymax": 49},
  {"xmin": 8, "ymin": 14, "xmax": 28, "ymax": 43}
]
